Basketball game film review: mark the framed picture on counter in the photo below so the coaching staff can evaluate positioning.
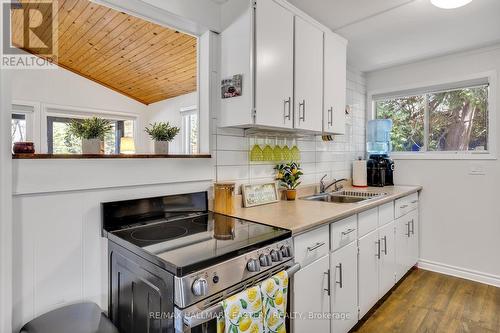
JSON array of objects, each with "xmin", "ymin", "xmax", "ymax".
[{"xmin": 241, "ymin": 182, "xmax": 279, "ymax": 207}]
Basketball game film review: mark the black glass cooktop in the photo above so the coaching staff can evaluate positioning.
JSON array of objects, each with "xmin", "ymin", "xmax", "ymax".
[
  {"xmin": 110, "ymin": 212, "xmax": 290, "ymax": 276},
  {"xmin": 103, "ymin": 192, "xmax": 291, "ymax": 276}
]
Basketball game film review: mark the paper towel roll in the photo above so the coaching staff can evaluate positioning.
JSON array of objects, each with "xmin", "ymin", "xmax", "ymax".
[{"xmin": 353, "ymin": 159, "xmax": 367, "ymax": 187}]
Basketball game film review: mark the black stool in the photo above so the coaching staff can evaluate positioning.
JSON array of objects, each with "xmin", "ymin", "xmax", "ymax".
[{"xmin": 20, "ymin": 302, "xmax": 119, "ymax": 333}]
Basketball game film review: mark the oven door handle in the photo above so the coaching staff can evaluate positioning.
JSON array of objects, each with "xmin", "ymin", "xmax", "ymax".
[{"xmin": 182, "ymin": 263, "xmax": 301, "ymax": 329}]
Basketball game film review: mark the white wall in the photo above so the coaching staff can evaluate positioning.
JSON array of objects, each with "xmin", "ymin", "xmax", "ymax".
[
  {"xmin": 366, "ymin": 44, "xmax": 500, "ymax": 286},
  {"xmin": 11, "ymin": 67, "xmax": 148, "ymax": 152},
  {"xmin": 145, "ymin": 92, "xmax": 198, "ymax": 154}
]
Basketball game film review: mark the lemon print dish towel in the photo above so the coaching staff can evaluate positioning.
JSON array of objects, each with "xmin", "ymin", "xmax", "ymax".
[
  {"xmin": 218, "ymin": 286, "xmax": 263, "ymax": 333},
  {"xmin": 261, "ymin": 271, "xmax": 288, "ymax": 333},
  {"xmin": 217, "ymin": 270, "xmax": 289, "ymax": 333}
]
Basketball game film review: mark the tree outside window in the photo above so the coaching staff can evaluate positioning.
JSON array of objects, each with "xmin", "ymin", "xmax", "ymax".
[{"xmin": 375, "ymin": 84, "xmax": 489, "ymax": 153}]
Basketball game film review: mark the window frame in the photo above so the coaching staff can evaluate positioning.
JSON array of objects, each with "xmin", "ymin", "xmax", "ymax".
[
  {"xmin": 180, "ymin": 105, "xmax": 199, "ymax": 154},
  {"xmin": 40, "ymin": 103, "xmax": 139, "ymax": 154},
  {"xmin": 46, "ymin": 116, "xmax": 126, "ymax": 154},
  {"xmin": 11, "ymin": 100, "xmax": 41, "ymax": 149},
  {"xmin": 368, "ymin": 71, "xmax": 497, "ymax": 160}
]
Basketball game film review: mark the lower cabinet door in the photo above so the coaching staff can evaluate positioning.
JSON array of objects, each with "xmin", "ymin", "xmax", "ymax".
[
  {"xmin": 293, "ymin": 255, "xmax": 331, "ymax": 333},
  {"xmin": 358, "ymin": 229, "xmax": 380, "ymax": 318},
  {"xmin": 408, "ymin": 209, "xmax": 419, "ymax": 268},
  {"xmin": 330, "ymin": 242, "xmax": 358, "ymax": 333},
  {"xmin": 378, "ymin": 221, "xmax": 396, "ymax": 297},
  {"xmin": 395, "ymin": 215, "xmax": 411, "ymax": 280}
]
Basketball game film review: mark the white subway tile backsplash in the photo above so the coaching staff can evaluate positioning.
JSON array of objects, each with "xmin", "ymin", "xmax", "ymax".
[
  {"xmin": 216, "ymin": 135, "xmax": 248, "ymax": 151},
  {"xmin": 216, "ymin": 151, "xmax": 249, "ymax": 166},
  {"xmin": 213, "ymin": 69, "xmax": 367, "ymax": 187}
]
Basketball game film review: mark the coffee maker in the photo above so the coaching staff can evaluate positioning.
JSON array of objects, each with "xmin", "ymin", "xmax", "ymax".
[
  {"xmin": 367, "ymin": 154, "xmax": 394, "ymax": 187},
  {"xmin": 366, "ymin": 120, "xmax": 395, "ymax": 187}
]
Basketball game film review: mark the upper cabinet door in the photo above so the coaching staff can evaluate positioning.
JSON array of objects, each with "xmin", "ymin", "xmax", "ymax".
[
  {"xmin": 255, "ymin": 0, "xmax": 294, "ymax": 128},
  {"xmin": 294, "ymin": 16, "xmax": 323, "ymax": 132},
  {"xmin": 324, "ymin": 33, "xmax": 347, "ymax": 135}
]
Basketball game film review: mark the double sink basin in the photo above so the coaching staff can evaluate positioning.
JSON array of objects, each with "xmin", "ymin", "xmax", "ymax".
[{"xmin": 301, "ymin": 190, "xmax": 387, "ymax": 204}]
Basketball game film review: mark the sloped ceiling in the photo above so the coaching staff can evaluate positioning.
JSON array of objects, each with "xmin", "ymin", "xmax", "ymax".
[{"xmin": 11, "ymin": 0, "xmax": 197, "ymax": 105}]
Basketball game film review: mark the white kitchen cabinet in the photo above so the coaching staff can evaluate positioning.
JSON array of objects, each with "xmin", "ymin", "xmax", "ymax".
[
  {"xmin": 294, "ymin": 225, "xmax": 329, "ymax": 267},
  {"xmin": 255, "ymin": 0, "xmax": 294, "ymax": 129},
  {"xmin": 395, "ymin": 209, "xmax": 419, "ymax": 281},
  {"xmin": 358, "ymin": 229, "xmax": 379, "ymax": 318},
  {"xmin": 220, "ymin": 0, "xmax": 347, "ymax": 133},
  {"xmin": 330, "ymin": 241, "xmax": 358, "ymax": 333},
  {"xmin": 293, "ymin": 255, "xmax": 331, "ymax": 333},
  {"xmin": 378, "ymin": 221, "xmax": 396, "ymax": 297},
  {"xmin": 323, "ymin": 32, "xmax": 347, "ymax": 135},
  {"xmin": 408, "ymin": 209, "xmax": 419, "ymax": 269},
  {"xmin": 294, "ymin": 16, "xmax": 324, "ymax": 132}
]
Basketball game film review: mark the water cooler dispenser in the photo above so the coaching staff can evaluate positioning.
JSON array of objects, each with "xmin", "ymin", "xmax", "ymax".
[{"xmin": 366, "ymin": 119, "xmax": 395, "ymax": 187}]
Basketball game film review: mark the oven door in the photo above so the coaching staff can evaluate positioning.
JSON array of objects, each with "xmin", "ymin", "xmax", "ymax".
[{"xmin": 175, "ymin": 262, "xmax": 300, "ymax": 333}]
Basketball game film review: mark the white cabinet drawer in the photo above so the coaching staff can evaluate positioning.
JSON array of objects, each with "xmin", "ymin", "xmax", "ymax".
[
  {"xmin": 378, "ymin": 201, "xmax": 394, "ymax": 226},
  {"xmin": 395, "ymin": 193, "xmax": 419, "ymax": 218},
  {"xmin": 294, "ymin": 225, "xmax": 329, "ymax": 267},
  {"xmin": 330, "ymin": 215, "xmax": 357, "ymax": 251},
  {"xmin": 358, "ymin": 207, "xmax": 378, "ymax": 237}
]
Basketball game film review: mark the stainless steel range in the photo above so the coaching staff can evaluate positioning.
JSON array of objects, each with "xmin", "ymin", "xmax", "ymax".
[{"xmin": 102, "ymin": 192, "xmax": 297, "ymax": 333}]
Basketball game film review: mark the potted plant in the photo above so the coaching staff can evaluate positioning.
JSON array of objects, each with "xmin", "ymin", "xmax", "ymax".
[
  {"xmin": 66, "ymin": 117, "xmax": 112, "ymax": 154},
  {"xmin": 274, "ymin": 162, "xmax": 303, "ymax": 200},
  {"xmin": 145, "ymin": 122, "xmax": 180, "ymax": 154}
]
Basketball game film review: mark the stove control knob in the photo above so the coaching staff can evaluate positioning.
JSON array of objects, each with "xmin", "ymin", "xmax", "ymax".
[
  {"xmin": 192, "ymin": 278, "xmax": 208, "ymax": 297},
  {"xmin": 270, "ymin": 249, "xmax": 282, "ymax": 262},
  {"xmin": 280, "ymin": 245, "xmax": 291, "ymax": 257},
  {"xmin": 259, "ymin": 254, "xmax": 270, "ymax": 267},
  {"xmin": 247, "ymin": 259, "xmax": 261, "ymax": 272},
  {"xmin": 266, "ymin": 254, "xmax": 273, "ymax": 265}
]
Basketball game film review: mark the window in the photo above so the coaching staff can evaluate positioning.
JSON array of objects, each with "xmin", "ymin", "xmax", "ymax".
[
  {"xmin": 12, "ymin": 102, "xmax": 35, "ymax": 149},
  {"xmin": 11, "ymin": 114, "xmax": 27, "ymax": 145},
  {"xmin": 374, "ymin": 80, "xmax": 490, "ymax": 155},
  {"xmin": 181, "ymin": 108, "xmax": 199, "ymax": 154},
  {"xmin": 47, "ymin": 116, "xmax": 134, "ymax": 154}
]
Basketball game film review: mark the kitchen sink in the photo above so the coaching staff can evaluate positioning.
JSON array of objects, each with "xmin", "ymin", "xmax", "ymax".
[{"xmin": 301, "ymin": 190, "xmax": 387, "ymax": 204}]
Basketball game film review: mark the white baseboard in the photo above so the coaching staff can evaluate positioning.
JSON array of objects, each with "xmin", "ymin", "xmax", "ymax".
[{"xmin": 418, "ymin": 259, "xmax": 500, "ymax": 287}]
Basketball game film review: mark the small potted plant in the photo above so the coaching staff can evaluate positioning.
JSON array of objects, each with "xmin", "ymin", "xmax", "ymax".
[
  {"xmin": 145, "ymin": 122, "xmax": 180, "ymax": 154},
  {"xmin": 274, "ymin": 162, "xmax": 303, "ymax": 200},
  {"xmin": 66, "ymin": 117, "xmax": 112, "ymax": 154}
]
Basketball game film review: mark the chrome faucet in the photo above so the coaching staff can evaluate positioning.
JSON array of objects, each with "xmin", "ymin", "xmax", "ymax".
[{"xmin": 319, "ymin": 175, "xmax": 347, "ymax": 194}]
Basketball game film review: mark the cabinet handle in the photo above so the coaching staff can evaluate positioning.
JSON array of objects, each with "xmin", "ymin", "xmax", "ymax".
[
  {"xmin": 410, "ymin": 219, "xmax": 415, "ymax": 235},
  {"xmin": 382, "ymin": 235, "xmax": 388, "ymax": 255},
  {"xmin": 411, "ymin": 200, "xmax": 418, "ymax": 204},
  {"xmin": 406, "ymin": 222, "xmax": 411, "ymax": 238},
  {"xmin": 299, "ymin": 99, "xmax": 306, "ymax": 122},
  {"xmin": 335, "ymin": 263, "xmax": 343, "ymax": 289},
  {"xmin": 376, "ymin": 239, "xmax": 381, "ymax": 259},
  {"xmin": 341, "ymin": 228, "xmax": 356, "ymax": 236},
  {"xmin": 307, "ymin": 241, "xmax": 325, "ymax": 252},
  {"xmin": 328, "ymin": 107, "xmax": 333, "ymax": 126},
  {"xmin": 400, "ymin": 204, "xmax": 408, "ymax": 209},
  {"xmin": 324, "ymin": 269, "xmax": 331, "ymax": 295},
  {"xmin": 283, "ymin": 97, "xmax": 291, "ymax": 123}
]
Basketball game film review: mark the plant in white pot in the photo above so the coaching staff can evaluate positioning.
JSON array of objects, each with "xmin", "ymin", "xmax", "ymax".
[
  {"xmin": 145, "ymin": 122, "xmax": 180, "ymax": 154},
  {"xmin": 66, "ymin": 117, "xmax": 112, "ymax": 154}
]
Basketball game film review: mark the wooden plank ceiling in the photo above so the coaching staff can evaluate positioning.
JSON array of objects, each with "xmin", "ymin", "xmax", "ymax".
[{"xmin": 11, "ymin": 0, "xmax": 197, "ymax": 105}]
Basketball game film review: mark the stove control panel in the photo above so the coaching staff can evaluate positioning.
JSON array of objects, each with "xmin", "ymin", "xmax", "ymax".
[{"xmin": 174, "ymin": 238, "xmax": 294, "ymax": 309}]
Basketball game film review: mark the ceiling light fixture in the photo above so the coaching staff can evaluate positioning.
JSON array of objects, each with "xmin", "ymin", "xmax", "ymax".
[{"xmin": 431, "ymin": 0, "xmax": 473, "ymax": 9}]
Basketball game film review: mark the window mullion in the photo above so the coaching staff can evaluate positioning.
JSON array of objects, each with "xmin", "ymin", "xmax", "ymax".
[{"xmin": 424, "ymin": 94, "xmax": 429, "ymax": 152}]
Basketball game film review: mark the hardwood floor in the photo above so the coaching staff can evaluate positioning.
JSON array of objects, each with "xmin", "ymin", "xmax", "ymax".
[{"xmin": 352, "ymin": 269, "xmax": 500, "ymax": 333}]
